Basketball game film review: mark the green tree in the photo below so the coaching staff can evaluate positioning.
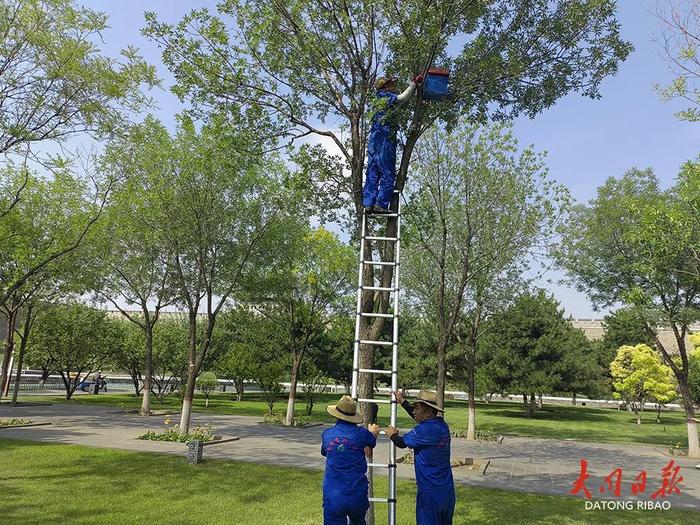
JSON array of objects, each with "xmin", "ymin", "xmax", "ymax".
[
  {"xmin": 312, "ymin": 315, "xmax": 354, "ymax": 391},
  {"xmin": 482, "ymin": 292, "xmax": 570, "ymax": 418},
  {"xmin": 688, "ymin": 333, "xmax": 700, "ymax": 406},
  {"xmin": 91, "ymin": 117, "xmax": 176, "ymax": 415},
  {"xmin": 110, "ymin": 319, "xmax": 145, "ymax": 397},
  {"xmin": 0, "ymin": 0, "xmax": 156, "ymax": 160},
  {"xmin": 610, "ymin": 344, "xmax": 677, "ymax": 425},
  {"xmin": 196, "ymin": 372, "xmax": 218, "ymax": 407},
  {"xmin": 150, "ymin": 319, "xmax": 189, "ymax": 404},
  {"xmin": 556, "ymin": 325, "xmax": 603, "ymax": 405},
  {"xmin": 655, "ymin": 0, "xmax": 700, "ymax": 121},
  {"xmin": 558, "ymin": 161, "xmax": 700, "ymax": 456},
  {"xmin": 253, "ymin": 358, "xmax": 286, "ymax": 416},
  {"xmin": 215, "ymin": 342, "xmax": 256, "ymax": 402},
  {"xmin": 0, "ymin": 165, "xmax": 109, "ymax": 395},
  {"xmin": 151, "ymin": 114, "xmax": 295, "ymax": 436},
  {"xmin": 255, "ymin": 227, "xmax": 355, "ymax": 426},
  {"xmin": 144, "ymin": 1, "xmax": 632, "ymax": 433},
  {"xmin": 28, "ymin": 303, "xmax": 119, "ymax": 399},
  {"xmin": 402, "ymin": 121, "xmax": 568, "ymax": 434},
  {"xmin": 599, "ymin": 307, "xmax": 656, "ymax": 361}
]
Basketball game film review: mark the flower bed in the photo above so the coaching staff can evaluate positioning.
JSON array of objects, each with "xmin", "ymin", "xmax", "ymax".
[
  {"xmin": 138, "ymin": 418, "xmax": 214, "ymax": 443},
  {"xmin": 0, "ymin": 418, "xmax": 33, "ymax": 427}
]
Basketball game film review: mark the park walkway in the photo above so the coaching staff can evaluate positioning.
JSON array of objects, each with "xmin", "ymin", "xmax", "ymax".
[{"xmin": 1, "ymin": 402, "xmax": 698, "ymax": 511}]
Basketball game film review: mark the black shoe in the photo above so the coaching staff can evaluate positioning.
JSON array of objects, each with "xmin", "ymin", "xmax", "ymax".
[
  {"xmin": 373, "ymin": 206, "xmax": 392, "ymax": 214},
  {"xmin": 364, "ymin": 206, "xmax": 374, "ymax": 214}
]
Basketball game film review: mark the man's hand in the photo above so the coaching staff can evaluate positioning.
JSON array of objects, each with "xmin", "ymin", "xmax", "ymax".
[
  {"xmin": 414, "ymin": 74, "xmax": 424, "ymax": 84},
  {"xmin": 385, "ymin": 425, "xmax": 398, "ymax": 438},
  {"xmin": 368, "ymin": 423, "xmax": 380, "ymax": 437},
  {"xmin": 393, "ymin": 390, "xmax": 405, "ymax": 404},
  {"xmin": 364, "ymin": 446, "xmax": 373, "ymax": 458}
]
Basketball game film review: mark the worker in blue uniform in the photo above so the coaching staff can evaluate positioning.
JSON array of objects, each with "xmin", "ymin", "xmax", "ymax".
[
  {"xmin": 385, "ymin": 390, "xmax": 455, "ymax": 525},
  {"xmin": 321, "ymin": 395, "xmax": 381, "ymax": 525},
  {"xmin": 363, "ymin": 74, "xmax": 423, "ymax": 214}
]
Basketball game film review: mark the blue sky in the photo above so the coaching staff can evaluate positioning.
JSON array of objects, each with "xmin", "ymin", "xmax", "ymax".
[{"xmin": 81, "ymin": 0, "xmax": 699, "ymax": 318}]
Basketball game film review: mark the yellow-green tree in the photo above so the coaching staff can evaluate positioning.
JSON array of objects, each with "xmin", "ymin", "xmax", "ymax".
[{"xmin": 610, "ymin": 344, "xmax": 677, "ymax": 425}]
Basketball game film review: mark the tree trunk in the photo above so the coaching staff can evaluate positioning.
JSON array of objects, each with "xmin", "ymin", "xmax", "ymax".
[
  {"xmin": 466, "ymin": 343, "xmax": 476, "ymax": 441},
  {"xmin": 140, "ymin": 327, "xmax": 154, "ymax": 415},
  {"xmin": 522, "ymin": 394, "xmax": 529, "ymax": 416},
  {"xmin": 530, "ymin": 393, "xmax": 537, "ymax": 415},
  {"xmin": 678, "ymin": 380, "xmax": 699, "ymax": 457},
  {"xmin": 285, "ymin": 355, "xmax": 302, "ymax": 426},
  {"xmin": 179, "ymin": 362, "xmax": 197, "ymax": 436},
  {"xmin": 435, "ymin": 335, "xmax": 448, "ymax": 409},
  {"xmin": 10, "ymin": 342, "xmax": 26, "ymax": 405},
  {"xmin": 656, "ymin": 404, "xmax": 661, "ymax": 424},
  {"xmin": 538, "ymin": 393, "xmax": 543, "ymax": 409},
  {"xmin": 10, "ymin": 306, "xmax": 33, "ymax": 406},
  {"xmin": 0, "ymin": 309, "xmax": 17, "ymax": 397},
  {"xmin": 205, "ymin": 396, "xmax": 209, "ymax": 407},
  {"xmin": 179, "ymin": 311, "xmax": 201, "ymax": 436},
  {"xmin": 634, "ymin": 404, "xmax": 641, "ymax": 425},
  {"xmin": 235, "ymin": 379, "xmax": 244, "ymax": 401},
  {"xmin": 572, "ymin": 392, "xmax": 577, "ymax": 405}
]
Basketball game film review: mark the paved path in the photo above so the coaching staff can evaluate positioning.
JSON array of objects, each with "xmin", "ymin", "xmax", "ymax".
[{"xmin": 1, "ymin": 403, "xmax": 698, "ymax": 511}]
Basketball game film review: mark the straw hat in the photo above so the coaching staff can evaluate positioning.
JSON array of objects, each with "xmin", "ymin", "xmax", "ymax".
[
  {"xmin": 414, "ymin": 390, "xmax": 444, "ymax": 413},
  {"xmin": 326, "ymin": 395, "xmax": 364, "ymax": 424},
  {"xmin": 375, "ymin": 76, "xmax": 397, "ymax": 91}
]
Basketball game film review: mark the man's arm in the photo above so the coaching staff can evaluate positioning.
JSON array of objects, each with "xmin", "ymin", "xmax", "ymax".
[
  {"xmin": 396, "ymin": 81, "xmax": 416, "ymax": 102},
  {"xmin": 394, "ymin": 391, "xmax": 415, "ymax": 419},
  {"xmin": 385, "ymin": 425, "xmax": 408, "ymax": 448},
  {"xmin": 389, "ymin": 433, "xmax": 408, "ymax": 449},
  {"xmin": 396, "ymin": 75, "xmax": 423, "ymax": 102}
]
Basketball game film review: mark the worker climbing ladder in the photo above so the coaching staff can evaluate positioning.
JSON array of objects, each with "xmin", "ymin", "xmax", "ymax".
[{"xmin": 351, "ymin": 190, "xmax": 402, "ymax": 525}]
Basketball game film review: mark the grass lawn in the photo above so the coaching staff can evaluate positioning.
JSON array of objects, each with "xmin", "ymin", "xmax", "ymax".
[
  {"xmin": 0, "ymin": 438, "xmax": 695, "ymax": 524},
  {"xmin": 24, "ymin": 391, "xmax": 692, "ymax": 448}
]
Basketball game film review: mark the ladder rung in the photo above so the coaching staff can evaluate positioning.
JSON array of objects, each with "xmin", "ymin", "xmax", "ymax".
[
  {"xmin": 359, "ymin": 312, "xmax": 394, "ymax": 318},
  {"xmin": 367, "ymin": 213, "xmax": 399, "ymax": 218},
  {"xmin": 359, "ymin": 339, "xmax": 393, "ymax": 346},
  {"xmin": 364, "ymin": 236, "xmax": 398, "ymax": 242},
  {"xmin": 357, "ymin": 398, "xmax": 392, "ymax": 404},
  {"xmin": 369, "ymin": 497, "xmax": 389, "ymax": 503},
  {"xmin": 361, "ymin": 285, "xmax": 395, "ymax": 292},
  {"xmin": 362, "ymin": 260, "xmax": 396, "ymax": 266},
  {"xmin": 368, "ymin": 463, "xmax": 390, "ymax": 468},
  {"xmin": 358, "ymin": 368, "xmax": 392, "ymax": 375}
]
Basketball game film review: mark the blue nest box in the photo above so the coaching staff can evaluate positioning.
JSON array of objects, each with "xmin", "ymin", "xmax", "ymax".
[{"xmin": 423, "ymin": 68, "xmax": 450, "ymax": 101}]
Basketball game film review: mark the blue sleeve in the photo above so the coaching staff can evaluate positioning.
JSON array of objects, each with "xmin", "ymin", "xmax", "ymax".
[
  {"xmin": 379, "ymin": 91, "xmax": 398, "ymax": 106},
  {"xmin": 361, "ymin": 427, "xmax": 377, "ymax": 449},
  {"xmin": 402, "ymin": 424, "xmax": 434, "ymax": 449}
]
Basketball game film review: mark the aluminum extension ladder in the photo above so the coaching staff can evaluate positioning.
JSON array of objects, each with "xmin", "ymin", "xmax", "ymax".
[{"xmin": 351, "ymin": 192, "xmax": 402, "ymax": 525}]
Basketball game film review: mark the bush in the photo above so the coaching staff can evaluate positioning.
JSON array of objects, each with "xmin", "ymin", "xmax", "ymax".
[
  {"xmin": 138, "ymin": 419, "xmax": 214, "ymax": 443},
  {"xmin": 0, "ymin": 418, "xmax": 32, "ymax": 427},
  {"xmin": 262, "ymin": 412, "xmax": 316, "ymax": 427}
]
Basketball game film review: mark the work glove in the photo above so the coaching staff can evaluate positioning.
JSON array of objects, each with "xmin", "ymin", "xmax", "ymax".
[{"xmin": 413, "ymin": 74, "xmax": 424, "ymax": 84}]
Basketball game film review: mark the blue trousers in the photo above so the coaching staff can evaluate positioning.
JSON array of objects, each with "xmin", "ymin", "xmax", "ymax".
[
  {"xmin": 362, "ymin": 159, "xmax": 396, "ymax": 210},
  {"xmin": 323, "ymin": 493, "xmax": 369, "ymax": 525},
  {"xmin": 416, "ymin": 487, "xmax": 455, "ymax": 525}
]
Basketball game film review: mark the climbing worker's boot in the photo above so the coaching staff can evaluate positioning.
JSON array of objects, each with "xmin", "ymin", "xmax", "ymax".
[
  {"xmin": 364, "ymin": 206, "xmax": 374, "ymax": 214},
  {"xmin": 373, "ymin": 206, "xmax": 392, "ymax": 214}
]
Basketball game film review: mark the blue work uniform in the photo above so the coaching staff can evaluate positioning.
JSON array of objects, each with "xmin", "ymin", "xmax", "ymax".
[
  {"xmin": 403, "ymin": 417, "xmax": 455, "ymax": 525},
  {"xmin": 363, "ymin": 90, "xmax": 399, "ymax": 210},
  {"xmin": 321, "ymin": 420, "xmax": 377, "ymax": 525}
]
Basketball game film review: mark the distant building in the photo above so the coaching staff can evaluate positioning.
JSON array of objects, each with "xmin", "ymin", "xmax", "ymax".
[{"xmin": 570, "ymin": 318, "xmax": 700, "ymax": 354}]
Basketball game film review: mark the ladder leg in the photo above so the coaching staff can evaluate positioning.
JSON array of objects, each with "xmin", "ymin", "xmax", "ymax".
[{"xmin": 351, "ymin": 211, "xmax": 368, "ymax": 399}]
